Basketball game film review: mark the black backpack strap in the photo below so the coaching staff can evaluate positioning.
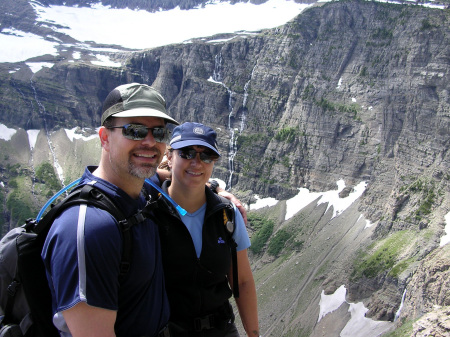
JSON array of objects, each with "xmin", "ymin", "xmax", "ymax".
[
  {"xmin": 78, "ymin": 185, "xmax": 132, "ymax": 277},
  {"xmin": 34, "ymin": 183, "xmax": 146, "ymax": 277},
  {"xmin": 222, "ymin": 206, "xmax": 239, "ymax": 298},
  {"xmin": 3, "ymin": 270, "xmax": 20, "ymax": 325}
]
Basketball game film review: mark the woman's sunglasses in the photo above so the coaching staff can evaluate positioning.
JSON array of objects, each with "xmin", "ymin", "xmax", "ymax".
[
  {"xmin": 176, "ymin": 147, "xmax": 219, "ymax": 163},
  {"xmin": 107, "ymin": 124, "xmax": 169, "ymax": 142}
]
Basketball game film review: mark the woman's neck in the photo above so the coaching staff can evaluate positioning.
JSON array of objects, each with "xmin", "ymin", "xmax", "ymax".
[{"xmin": 168, "ymin": 182, "xmax": 206, "ymax": 213}]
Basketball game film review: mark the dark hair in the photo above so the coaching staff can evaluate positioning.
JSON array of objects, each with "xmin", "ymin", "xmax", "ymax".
[{"xmin": 102, "ymin": 117, "xmax": 116, "ymax": 128}]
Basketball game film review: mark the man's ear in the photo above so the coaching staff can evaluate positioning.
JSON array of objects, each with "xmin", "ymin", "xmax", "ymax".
[{"xmin": 99, "ymin": 126, "xmax": 110, "ymax": 150}]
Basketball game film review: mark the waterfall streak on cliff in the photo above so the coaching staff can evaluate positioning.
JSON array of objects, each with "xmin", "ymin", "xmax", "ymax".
[
  {"xmin": 30, "ymin": 79, "xmax": 66, "ymax": 186},
  {"xmin": 210, "ymin": 51, "xmax": 239, "ymax": 189},
  {"xmin": 394, "ymin": 289, "xmax": 407, "ymax": 322},
  {"xmin": 140, "ymin": 54, "xmax": 149, "ymax": 83},
  {"xmin": 27, "ymin": 130, "xmax": 40, "ymax": 198}
]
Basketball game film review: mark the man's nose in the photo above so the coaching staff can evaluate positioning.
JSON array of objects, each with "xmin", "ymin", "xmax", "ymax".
[{"xmin": 141, "ymin": 130, "xmax": 157, "ymax": 146}]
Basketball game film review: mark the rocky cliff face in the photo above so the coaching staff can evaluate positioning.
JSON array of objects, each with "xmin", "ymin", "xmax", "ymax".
[{"xmin": 0, "ymin": 1, "xmax": 449, "ymax": 336}]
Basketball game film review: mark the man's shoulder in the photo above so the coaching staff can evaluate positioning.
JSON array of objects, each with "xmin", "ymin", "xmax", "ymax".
[{"xmin": 206, "ymin": 187, "xmax": 233, "ymax": 208}]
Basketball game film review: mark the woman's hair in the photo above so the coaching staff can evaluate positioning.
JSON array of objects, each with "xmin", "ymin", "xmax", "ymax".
[{"xmin": 158, "ymin": 146, "xmax": 173, "ymax": 171}]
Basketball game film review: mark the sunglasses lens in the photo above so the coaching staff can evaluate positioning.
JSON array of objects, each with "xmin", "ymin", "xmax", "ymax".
[
  {"xmin": 178, "ymin": 148, "xmax": 218, "ymax": 163},
  {"xmin": 199, "ymin": 152, "xmax": 217, "ymax": 163},
  {"xmin": 152, "ymin": 127, "xmax": 168, "ymax": 142},
  {"xmin": 178, "ymin": 149, "xmax": 196, "ymax": 160},
  {"xmin": 121, "ymin": 125, "xmax": 167, "ymax": 142},
  {"xmin": 122, "ymin": 124, "xmax": 148, "ymax": 140}
]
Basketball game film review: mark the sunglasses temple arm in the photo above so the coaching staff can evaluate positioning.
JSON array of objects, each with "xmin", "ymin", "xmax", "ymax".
[{"xmin": 145, "ymin": 179, "xmax": 187, "ymax": 216}]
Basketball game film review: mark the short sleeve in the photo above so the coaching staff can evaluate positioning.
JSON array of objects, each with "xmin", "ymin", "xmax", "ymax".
[
  {"xmin": 42, "ymin": 205, "xmax": 122, "ymax": 313},
  {"xmin": 231, "ymin": 203, "xmax": 251, "ymax": 251}
]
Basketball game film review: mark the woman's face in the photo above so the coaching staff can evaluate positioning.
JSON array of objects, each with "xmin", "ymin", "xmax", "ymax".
[{"xmin": 168, "ymin": 145, "xmax": 217, "ymax": 190}]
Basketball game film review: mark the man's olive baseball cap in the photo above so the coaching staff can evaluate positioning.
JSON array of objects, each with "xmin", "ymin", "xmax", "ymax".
[{"xmin": 101, "ymin": 83, "xmax": 179, "ymax": 125}]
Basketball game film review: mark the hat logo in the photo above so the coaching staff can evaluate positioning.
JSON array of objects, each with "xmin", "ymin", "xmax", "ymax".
[{"xmin": 193, "ymin": 127, "xmax": 205, "ymax": 135}]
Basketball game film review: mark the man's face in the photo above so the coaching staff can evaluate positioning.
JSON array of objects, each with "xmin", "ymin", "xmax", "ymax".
[{"xmin": 105, "ymin": 116, "xmax": 167, "ymax": 181}]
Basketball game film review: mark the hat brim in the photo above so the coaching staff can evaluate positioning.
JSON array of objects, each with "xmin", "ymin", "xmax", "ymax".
[
  {"xmin": 113, "ymin": 108, "xmax": 179, "ymax": 125},
  {"xmin": 170, "ymin": 140, "xmax": 221, "ymax": 156}
]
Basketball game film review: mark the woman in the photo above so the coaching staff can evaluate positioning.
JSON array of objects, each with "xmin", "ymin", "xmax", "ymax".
[{"xmin": 154, "ymin": 122, "xmax": 260, "ymax": 337}]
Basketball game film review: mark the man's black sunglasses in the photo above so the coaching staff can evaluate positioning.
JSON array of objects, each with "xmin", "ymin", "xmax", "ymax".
[
  {"xmin": 107, "ymin": 124, "xmax": 169, "ymax": 142},
  {"xmin": 176, "ymin": 147, "xmax": 219, "ymax": 163}
]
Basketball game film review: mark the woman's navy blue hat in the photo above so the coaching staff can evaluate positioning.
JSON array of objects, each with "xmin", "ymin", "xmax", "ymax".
[{"xmin": 170, "ymin": 122, "xmax": 220, "ymax": 156}]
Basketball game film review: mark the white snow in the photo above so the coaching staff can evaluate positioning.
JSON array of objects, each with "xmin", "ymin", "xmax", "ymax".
[
  {"xmin": 249, "ymin": 180, "xmax": 368, "ymax": 223},
  {"xmin": 26, "ymin": 62, "xmax": 55, "ymax": 73},
  {"xmin": 30, "ymin": 0, "xmax": 311, "ymax": 51},
  {"xmin": 282, "ymin": 179, "xmax": 367, "ymax": 220},
  {"xmin": 357, "ymin": 214, "xmax": 374, "ymax": 228},
  {"xmin": 250, "ymin": 195, "xmax": 279, "ymax": 210},
  {"xmin": 319, "ymin": 285, "xmax": 393, "ymax": 337},
  {"xmin": 365, "ymin": 219, "xmax": 374, "ymax": 228},
  {"xmin": 0, "ymin": 126, "xmax": 99, "ymax": 148},
  {"xmin": 0, "ymin": 28, "xmax": 59, "ymax": 63},
  {"xmin": 318, "ymin": 284, "xmax": 347, "ymax": 322},
  {"xmin": 27, "ymin": 129, "xmax": 40, "ymax": 150},
  {"xmin": 341, "ymin": 301, "xmax": 392, "ymax": 336},
  {"xmin": 376, "ymin": 0, "xmax": 444, "ymax": 9},
  {"xmin": 0, "ymin": 123, "xmax": 17, "ymax": 141},
  {"xmin": 64, "ymin": 127, "xmax": 99, "ymax": 142},
  {"xmin": 90, "ymin": 54, "xmax": 122, "ymax": 67},
  {"xmin": 440, "ymin": 211, "xmax": 450, "ymax": 247}
]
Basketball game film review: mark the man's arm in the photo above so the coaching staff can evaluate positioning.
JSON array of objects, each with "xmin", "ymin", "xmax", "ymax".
[
  {"xmin": 217, "ymin": 186, "xmax": 248, "ymax": 224},
  {"xmin": 155, "ymin": 170, "xmax": 248, "ymax": 224},
  {"xmin": 63, "ymin": 302, "xmax": 117, "ymax": 337}
]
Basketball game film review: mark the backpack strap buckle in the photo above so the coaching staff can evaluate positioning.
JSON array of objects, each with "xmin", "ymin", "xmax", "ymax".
[
  {"xmin": 7, "ymin": 280, "xmax": 20, "ymax": 297},
  {"xmin": 194, "ymin": 314, "xmax": 215, "ymax": 332}
]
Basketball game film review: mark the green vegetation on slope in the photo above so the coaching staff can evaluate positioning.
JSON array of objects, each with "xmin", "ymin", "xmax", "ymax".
[
  {"xmin": 35, "ymin": 162, "xmax": 62, "ymax": 197},
  {"xmin": 351, "ymin": 230, "xmax": 417, "ymax": 280},
  {"xmin": 249, "ymin": 213, "xmax": 274, "ymax": 254},
  {"xmin": 6, "ymin": 176, "xmax": 35, "ymax": 227}
]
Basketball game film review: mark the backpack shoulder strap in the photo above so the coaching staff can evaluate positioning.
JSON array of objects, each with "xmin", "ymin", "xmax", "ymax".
[
  {"xmin": 34, "ymin": 183, "xmax": 136, "ymax": 277},
  {"xmin": 222, "ymin": 204, "xmax": 240, "ymax": 298}
]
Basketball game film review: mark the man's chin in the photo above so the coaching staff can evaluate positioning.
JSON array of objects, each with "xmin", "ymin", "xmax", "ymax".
[{"xmin": 130, "ymin": 165, "xmax": 157, "ymax": 180}]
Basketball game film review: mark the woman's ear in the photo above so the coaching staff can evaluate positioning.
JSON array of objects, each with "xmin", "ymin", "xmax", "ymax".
[{"xmin": 167, "ymin": 151, "xmax": 173, "ymax": 169}]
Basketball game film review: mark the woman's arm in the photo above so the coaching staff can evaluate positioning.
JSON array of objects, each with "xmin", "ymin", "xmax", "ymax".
[{"xmin": 230, "ymin": 249, "xmax": 259, "ymax": 337}]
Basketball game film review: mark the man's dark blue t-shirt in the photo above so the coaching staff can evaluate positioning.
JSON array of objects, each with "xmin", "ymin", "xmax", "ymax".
[{"xmin": 42, "ymin": 166, "xmax": 169, "ymax": 337}]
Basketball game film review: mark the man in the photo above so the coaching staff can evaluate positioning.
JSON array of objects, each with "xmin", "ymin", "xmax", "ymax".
[{"xmin": 42, "ymin": 83, "xmax": 176, "ymax": 337}]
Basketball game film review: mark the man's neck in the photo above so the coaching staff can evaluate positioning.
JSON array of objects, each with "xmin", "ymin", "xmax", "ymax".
[{"xmin": 93, "ymin": 166, "xmax": 144, "ymax": 199}]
